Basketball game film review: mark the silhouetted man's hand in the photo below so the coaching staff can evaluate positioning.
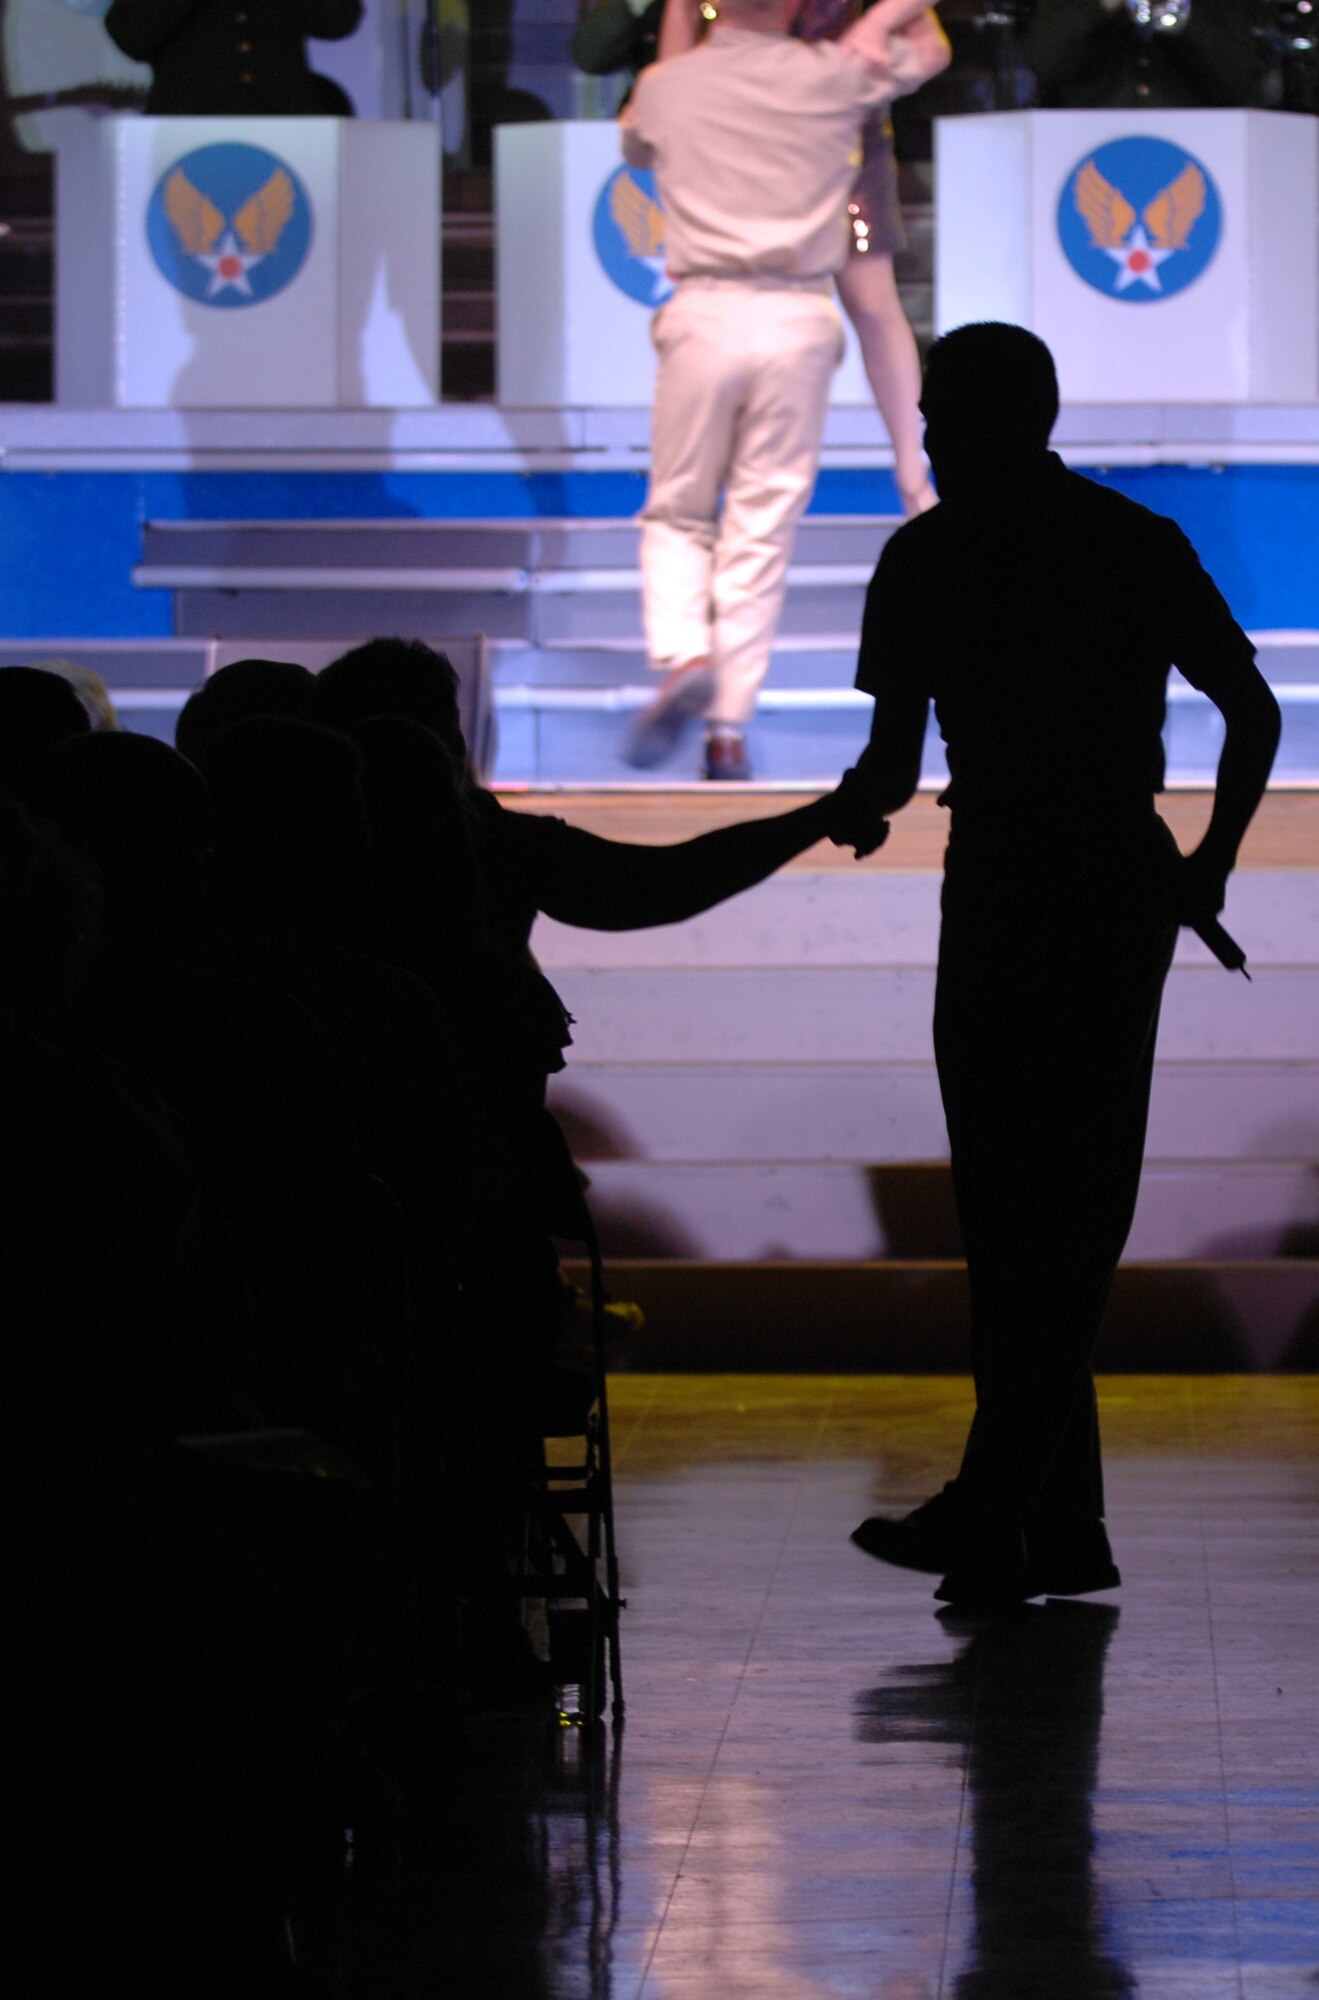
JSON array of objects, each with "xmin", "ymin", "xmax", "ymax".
[
  {"xmin": 828, "ymin": 764, "xmax": 891, "ymax": 860},
  {"xmin": 1175, "ymin": 847, "xmax": 1230, "ymax": 928}
]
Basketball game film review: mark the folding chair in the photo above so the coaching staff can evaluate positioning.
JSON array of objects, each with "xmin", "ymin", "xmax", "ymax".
[{"xmin": 516, "ymin": 1193, "xmax": 625, "ymax": 1730}]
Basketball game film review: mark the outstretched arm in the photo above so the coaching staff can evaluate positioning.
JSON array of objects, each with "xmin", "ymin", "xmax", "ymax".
[{"xmin": 509, "ymin": 795, "xmax": 842, "ymax": 932}]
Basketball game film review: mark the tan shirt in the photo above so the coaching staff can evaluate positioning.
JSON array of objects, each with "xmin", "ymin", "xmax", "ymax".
[{"xmin": 621, "ymin": 24, "xmax": 917, "ymax": 282}]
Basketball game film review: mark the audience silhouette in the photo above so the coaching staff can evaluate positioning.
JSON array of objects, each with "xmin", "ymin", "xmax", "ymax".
[
  {"xmin": 5, "ymin": 627, "xmax": 871, "ymax": 1983},
  {"xmin": 839, "ymin": 321, "xmax": 1281, "ymax": 1608}
]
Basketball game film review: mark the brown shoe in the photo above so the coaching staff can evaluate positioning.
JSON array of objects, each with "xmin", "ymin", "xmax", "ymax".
[{"xmin": 702, "ymin": 725, "xmax": 751, "ymax": 781}]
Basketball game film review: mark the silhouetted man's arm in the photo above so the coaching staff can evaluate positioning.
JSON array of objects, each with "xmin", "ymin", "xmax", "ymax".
[
  {"xmin": 833, "ymin": 531, "xmax": 931, "ymax": 855},
  {"xmin": 1177, "ymin": 665, "xmax": 1280, "ymax": 925},
  {"xmin": 1162, "ymin": 527, "xmax": 1282, "ymax": 923}
]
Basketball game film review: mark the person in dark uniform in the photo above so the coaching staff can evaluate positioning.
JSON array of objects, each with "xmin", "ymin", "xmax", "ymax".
[
  {"xmin": 571, "ymin": 0, "xmax": 664, "ymax": 89},
  {"xmin": 105, "ymin": 0, "xmax": 364, "ymax": 116},
  {"xmin": 836, "ymin": 322, "xmax": 1280, "ymax": 1608},
  {"xmin": 1023, "ymin": 0, "xmax": 1269, "ymax": 109}
]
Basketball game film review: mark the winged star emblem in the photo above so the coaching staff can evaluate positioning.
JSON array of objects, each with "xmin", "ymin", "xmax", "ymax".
[
  {"xmin": 1074, "ymin": 156, "xmax": 1206, "ymax": 293},
  {"xmin": 610, "ymin": 170, "xmax": 673, "ymax": 304},
  {"xmin": 163, "ymin": 165, "xmax": 296, "ymax": 298}
]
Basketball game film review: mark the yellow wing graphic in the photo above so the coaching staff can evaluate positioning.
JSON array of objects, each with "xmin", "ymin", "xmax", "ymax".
[
  {"xmin": 611, "ymin": 172, "xmax": 665, "ymax": 261},
  {"xmin": 1144, "ymin": 161, "xmax": 1206, "ymax": 252},
  {"xmin": 233, "ymin": 169, "xmax": 296, "ymax": 257},
  {"xmin": 163, "ymin": 168, "xmax": 224, "ymax": 256},
  {"xmin": 1074, "ymin": 159, "xmax": 1136, "ymax": 249}
]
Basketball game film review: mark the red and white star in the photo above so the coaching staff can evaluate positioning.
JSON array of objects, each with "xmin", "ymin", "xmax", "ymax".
[
  {"xmin": 196, "ymin": 230, "xmax": 264, "ymax": 298},
  {"xmin": 1102, "ymin": 223, "xmax": 1174, "ymax": 294}
]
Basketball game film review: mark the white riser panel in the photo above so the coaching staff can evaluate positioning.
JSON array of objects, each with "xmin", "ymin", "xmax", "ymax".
[
  {"xmin": 548, "ymin": 1061, "xmax": 1319, "ymax": 1167},
  {"xmin": 578, "ymin": 1160, "xmax": 1319, "ymax": 1262},
  {"xmin": 552, "ymin": 966, "xmax": 1319, "ymax": 1064},
  {"xmin": 532, "ymin": 870, "xmax": 1319, "ymax": 972}
]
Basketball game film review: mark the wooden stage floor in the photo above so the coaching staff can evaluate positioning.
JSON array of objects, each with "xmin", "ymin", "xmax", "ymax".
[
  {"xmin": 361, "ymin": 1375, "xmax": 1319, "ymax": 1999},
  {"xmin": 497, "ymin": 788, "xmax": 1319, "ymax": 874}
]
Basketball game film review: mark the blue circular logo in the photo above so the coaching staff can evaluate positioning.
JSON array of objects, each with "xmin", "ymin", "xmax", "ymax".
[
  {"xmin": 1057, "ymin": 136, "xmax": 1221, "ymax": 303},
  {"xmin": 592, "ymin": 164, "xmax": 673, "ymax": 309},
  {"xmin": 146, "ymin": 143, "xmax": 313, "ymax": 309}
]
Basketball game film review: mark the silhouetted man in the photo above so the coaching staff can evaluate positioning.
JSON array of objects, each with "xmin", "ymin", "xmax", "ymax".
[{"xmin": 837, "ymin": 322, "xmax": 1280, "ymax": 1607}]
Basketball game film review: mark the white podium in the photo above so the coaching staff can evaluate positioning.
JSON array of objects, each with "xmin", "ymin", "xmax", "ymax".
[
  {"xmin": 935, "ymin": 110, "xmax": 1319, "ymax": 404},
  {"xmin": 56, "ymin": 117, "xmax": 441, "ymax": 408},
  {"xmin": 496, "ymin": 120, "xmax": 873, "ymax": 408}
]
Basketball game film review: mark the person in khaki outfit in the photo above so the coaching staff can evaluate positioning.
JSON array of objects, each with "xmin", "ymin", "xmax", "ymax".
[{"xmin": 622, "ymin": 0, "xmax": 948, "ymax": 779}]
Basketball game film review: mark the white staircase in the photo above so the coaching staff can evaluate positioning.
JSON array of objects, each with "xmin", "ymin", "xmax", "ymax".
[
  {"xmin": 529, "ymin": 797, "xmax": 1319, "ymax": 1369},
  {"xmin": 118, "ymin": 516, "xmax": 1319, "ymax": 787}
]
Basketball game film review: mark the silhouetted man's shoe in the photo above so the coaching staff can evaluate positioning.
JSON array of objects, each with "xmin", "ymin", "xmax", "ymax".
[
  {"xmin": 1023, "ymin": 1517, "xmax": 1121, "ymax": 1598},
  {"xmin": 626, "ymin": 659, "xmax": 715, "ymax": 768},
  {"xmin": 850, "ymin": 1482, "xmax": 959, "ymax": 1575},
  {"xmin": 702, "ymin": 724, "xmax": 751, "ymax": 781},
  {"xmin": 934, "ymin": 1518, "xmax": 1029, "ymax": 1610}
]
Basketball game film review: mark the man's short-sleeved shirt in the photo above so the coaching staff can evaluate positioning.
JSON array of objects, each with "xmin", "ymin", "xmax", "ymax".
[
  {"xmin": 621, "ymin": 25, "xmax": 898, "ymax": 281},
  {"xmin": 854, "ymin": 455, "xmax": 1257, "ymax": 816}
]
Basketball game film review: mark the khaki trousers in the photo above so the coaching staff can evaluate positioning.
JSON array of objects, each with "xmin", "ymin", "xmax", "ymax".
[{"xmin": 641, "ymin": 280, "xmax": 844, "ymax": 726}]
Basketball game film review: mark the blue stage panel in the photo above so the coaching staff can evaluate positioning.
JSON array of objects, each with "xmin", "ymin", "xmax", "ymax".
[{"xmin": 1, "ymin": 462, "xmax": 1317, "ymax": 638}]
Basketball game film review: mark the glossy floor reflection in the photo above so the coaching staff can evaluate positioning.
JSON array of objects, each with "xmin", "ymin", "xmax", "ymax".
[{"xmin": 365, "ymin": 1377, "xmax": 1319, "ymax": 1999}]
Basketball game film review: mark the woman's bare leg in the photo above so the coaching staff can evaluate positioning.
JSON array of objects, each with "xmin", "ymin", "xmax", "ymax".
[{"xmin": 835, "ymin": 250, "xmax": 937, "ymax": 516}]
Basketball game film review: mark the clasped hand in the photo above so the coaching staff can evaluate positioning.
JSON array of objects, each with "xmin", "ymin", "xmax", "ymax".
[{"xmin": 828, "ymin": 763, "xmax": 891, "ymax": 859}]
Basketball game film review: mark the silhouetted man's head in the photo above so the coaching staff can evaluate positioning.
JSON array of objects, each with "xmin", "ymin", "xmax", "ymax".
[{"xmin": 920, "ymin": 323, "xmax": 1060, "ymax": 498}]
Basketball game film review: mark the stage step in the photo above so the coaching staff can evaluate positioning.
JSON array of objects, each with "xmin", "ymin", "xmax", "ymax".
[
  {"xmin": 129, "ymin": 514, "xmax": 1319, "ymax": 785},
  {"xmin": 549, "ymin": 964, "xmax": 1318, "ymax": 1065},
  {"xmin": 519, "ymin": 797, "xmax": 1319, "ymax": 1350},
  {"xmin": 558, "ymin": 1258, "xmax": 1319, "ymax": 1372}
]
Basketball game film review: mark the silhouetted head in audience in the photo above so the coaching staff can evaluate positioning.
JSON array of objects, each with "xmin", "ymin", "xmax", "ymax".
[
  {"xmin": 920, "ymin": 322, "xmax": 1060, "ymax": 505},
  {"xmin": 0, "ymin": 790, "xmax": 101, "ymax": 1037},
  {"xmin": 318, "ymin": 638, "xmax": 468, "ymax": 776},
  {"xmin": 204, "ymin": 715, "xmax": 369, "ymax": 923},
  {"xmin": 175, "ymin": 657, "xmax": 320, "ymax": 767},
  {"xmin": 31, "ymin": 659, "xmax": 120, "ymax": 732},
  {"xmin": 32, "ymin": 732, "xmax": 214, "ymax": 953},
  {"xmin": 351, "ymin": 713, "xmax": 487, "ymax": 972},
  {"xmin": 0, "ymin": 666, "xmax": 91, "ymax": 802}
]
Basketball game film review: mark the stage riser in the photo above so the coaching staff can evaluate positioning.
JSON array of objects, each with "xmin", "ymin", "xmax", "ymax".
[
  {"xmin": 534, "ymin": 827, "xmax": 1317, "ymax": 1325},
  {"xmin": 548, "ymin": 966, "xmax": 1319, "ymax": 1065},
  {"xmin": 494, "ymin": 637, "xmax": 1319, "ymax": 689},
  {"xmin": 568, "ymin": 1160, "xmax": 1317, "ymax": 1264},
  {"xmin": 21, "ymin": 501, "xmax": 1315, "ymax": 784},
  {"xmin": 173, "ymin": 588, "xmax": 535, "ymax": 643},
  {"xmin": 533, "ymin": 870, "xmax": 1319, "ymax": 971},
  {"xmin": 138, "ymin": 516, "xmax": 893, "ymax": 571},
  {"xmin": 550, "ymin": 1064, "xmax": 1319, "ymax": 1171},
  {"xmin": 556, "ymin": 1260, "xmax": 1319, "ymax": 1372},
  {"xmin": 492, "ymin": 690, "xmax": 1318, "ymax": 788}
]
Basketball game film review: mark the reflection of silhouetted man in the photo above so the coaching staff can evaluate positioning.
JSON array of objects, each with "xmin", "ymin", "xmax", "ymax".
[
  {"xmin": 105, "ymin": 0, "xmax": 363, "ymax": 116},
  {"xmin": 857, "ymin": 1602, "xmax": 1131, "ymax": 1997},
  {"xmin": 839, "ymin": 323, "xmax": 1280, "ymax": 1608}
]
